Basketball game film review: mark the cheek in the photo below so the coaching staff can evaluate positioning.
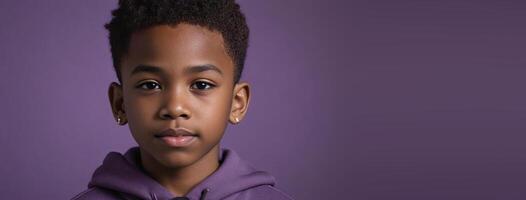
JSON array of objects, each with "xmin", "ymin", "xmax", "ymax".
[
  {"xmin": 124, "ymin": 94, "xmax": 159, "ymax": 130},
  {"xmin": 194, "ymin": 91, "xmax": 232, "ymax": 129}
]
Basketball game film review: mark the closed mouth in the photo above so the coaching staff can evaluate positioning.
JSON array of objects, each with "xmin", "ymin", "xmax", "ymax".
[
  {"xmin": 154, "ymin": 128, "xmax": 198, "ymax": 147},
  {"xmin": 154, "ymin": 128, "xmax": 198, "ymax": 138}
]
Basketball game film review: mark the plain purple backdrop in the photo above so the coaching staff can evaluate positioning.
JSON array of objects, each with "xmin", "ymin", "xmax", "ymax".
[{"xmin": 1, "ymin": 0, "xmax": 525, "ymax": 199}]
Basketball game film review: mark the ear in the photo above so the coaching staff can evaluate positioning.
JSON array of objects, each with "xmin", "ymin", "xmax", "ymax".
[
  {"xmin": 108, "ymin": 82, "xmax": 127, "ymax": 125},
  {"xmin": 229, "ymin": 81, "xmax": 251, "ymax": 124}
]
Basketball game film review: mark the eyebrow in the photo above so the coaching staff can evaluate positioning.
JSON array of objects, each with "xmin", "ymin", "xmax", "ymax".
[
  {"xmin": 184, "ymin": 64, "xmax": 223, "ymax": 76},
  {"xmin": 130, "ymin": 64, "xmax": 223, "ymax": 77},
  {"xmin": 131, "ymin": 64, "xmax": 163, "ymax": 76}
]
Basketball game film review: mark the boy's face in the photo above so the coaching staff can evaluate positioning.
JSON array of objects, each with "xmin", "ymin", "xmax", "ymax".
[{"xmin": 108, "ymin": 23, "xmax": 250, "ymax": 168}]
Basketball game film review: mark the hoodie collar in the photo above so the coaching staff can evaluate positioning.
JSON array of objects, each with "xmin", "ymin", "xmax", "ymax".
[
  {"xmin": 183, "ymin": 148, "xmax": 275, "ymax": 199},
  {"xmin": 88, "ymin": 146, "xmax": 276, "ymax": 200}
]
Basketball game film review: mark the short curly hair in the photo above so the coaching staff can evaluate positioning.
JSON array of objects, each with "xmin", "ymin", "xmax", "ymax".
[{"xmin": 105, "ymin": 0, "xmax": 249, "ymax": 84}]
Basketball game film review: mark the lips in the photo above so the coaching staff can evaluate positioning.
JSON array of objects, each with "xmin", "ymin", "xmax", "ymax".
[
  {"xmin": 155, "ymin": 128, "xmax": 198, "ymax": 147},
  {"xmin": 154, "ymin": 128, "xmax": 198, "ymax": 138}
]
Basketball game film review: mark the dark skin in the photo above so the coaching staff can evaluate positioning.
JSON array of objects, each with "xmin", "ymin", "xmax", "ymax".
[{"xmin": 107, "ymin": 23, "xmax": 250, "ymax": 196}]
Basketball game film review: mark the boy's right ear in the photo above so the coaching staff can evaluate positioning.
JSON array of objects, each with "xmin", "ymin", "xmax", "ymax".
[{"xmin": 108, "ymin": 82, "xmax": 125, "ymax": 123}]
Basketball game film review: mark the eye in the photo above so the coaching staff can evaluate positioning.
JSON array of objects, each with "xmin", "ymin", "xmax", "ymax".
[
  {"xmin": 137, "ymin": 81, "xmax": 161, "ymax": 90},
  {"xmin": 191, "ymin": 81, "xmax": 215, "ymax": 90}
]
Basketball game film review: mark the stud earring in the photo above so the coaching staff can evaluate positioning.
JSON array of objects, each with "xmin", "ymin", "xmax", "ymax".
[
  {"xmin": 234, "ymin": 117, "xmax": 240, "ymax": 123},
  {"xmin": 117, "ymin": 116, "xmax": 122, "ymax": 125}
]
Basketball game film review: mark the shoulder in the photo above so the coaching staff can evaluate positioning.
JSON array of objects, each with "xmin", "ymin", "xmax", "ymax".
[
  {"xmin": 228, "ymin": 185, "xmax": 294, "ymax": 200},
  {"xmin": 71, "ymin": 187, "xmax": 121, "ymax": 200},
  {"xmin": 259, "ymin": 185, "xmax": 294, "ymax": 200}
]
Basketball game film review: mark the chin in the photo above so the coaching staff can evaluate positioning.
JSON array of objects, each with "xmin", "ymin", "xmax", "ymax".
[{"xmin": 155, "ymin": 149, "xmax": 200, "ymax": 168}]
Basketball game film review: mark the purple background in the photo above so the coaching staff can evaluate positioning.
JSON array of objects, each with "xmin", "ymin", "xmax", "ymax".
[{"xmin": 1, "ymin": 0, "xmax": 525, "ymax": 199}]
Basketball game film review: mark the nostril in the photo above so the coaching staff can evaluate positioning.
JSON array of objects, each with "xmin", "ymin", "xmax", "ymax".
[
  {"xmin": 161, "ymin": 113, "xmax": 189, "ymax": 120},
  {"xmin": 162, "ymin": 113, "xmax": 174, "ymax": 119}
]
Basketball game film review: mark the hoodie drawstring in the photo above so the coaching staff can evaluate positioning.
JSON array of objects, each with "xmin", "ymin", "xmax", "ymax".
[
  {"xmin": 149, "ymin": 188, "xmax": 209, "ymax": 200},
  {"xmin": 199, "ymin": 188, "xmax": 210, "ymax": 200}
]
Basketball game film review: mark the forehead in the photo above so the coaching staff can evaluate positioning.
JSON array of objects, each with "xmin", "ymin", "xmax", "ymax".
[{"xmin": 122, "ymin": 23, "xmax": 234, "ymax": 77}]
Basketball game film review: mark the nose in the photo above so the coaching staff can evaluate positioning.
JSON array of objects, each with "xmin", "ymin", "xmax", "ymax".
[{"xmin": 158, "ymin": 86, "xmax": 191, "ymax": 120}]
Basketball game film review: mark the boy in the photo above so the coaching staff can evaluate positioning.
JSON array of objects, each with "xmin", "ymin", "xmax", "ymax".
[{"xmin": 72, "ymin": 0, "xmax": 293, "ymax": 199}]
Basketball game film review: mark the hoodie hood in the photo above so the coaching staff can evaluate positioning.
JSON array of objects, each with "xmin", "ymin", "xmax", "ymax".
[{"xmin": 87, "ymin": 146, "xmax": 276, "ymax": 200}]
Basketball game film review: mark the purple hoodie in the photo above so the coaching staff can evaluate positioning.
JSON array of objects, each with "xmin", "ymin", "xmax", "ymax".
[{"xmin": 72, "ymin": 147, "xmax": 293, "ymax": 200}]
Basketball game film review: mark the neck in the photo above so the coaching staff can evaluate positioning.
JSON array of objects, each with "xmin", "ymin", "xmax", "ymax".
[{"xmin": 139, "ymin": 145, "xmax": 220, "ymax": 197}]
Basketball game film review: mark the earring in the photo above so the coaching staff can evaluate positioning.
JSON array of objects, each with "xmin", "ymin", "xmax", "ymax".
[
  {"xmin": 117, "ymin": 116, "xmax": 122, "ymax": 125},
  {"xmin": 234, "ymin": 117, "xmax": 240, "ymax": 123}
]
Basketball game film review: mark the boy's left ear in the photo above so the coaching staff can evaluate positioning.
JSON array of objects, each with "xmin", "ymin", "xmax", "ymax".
[{"xmin": 229, "ymin": 81, "xmax": 251, "ymax": 124}]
